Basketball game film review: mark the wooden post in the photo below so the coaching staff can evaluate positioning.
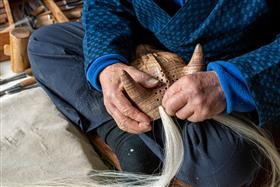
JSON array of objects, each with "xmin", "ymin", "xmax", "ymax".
[
  {"xmin": 42, "ymin": 0, "xmax": 69, "ymax": 23},
  {"xmin": 10, "ymin": 27, "xmax": 31, "ymax": 73}
]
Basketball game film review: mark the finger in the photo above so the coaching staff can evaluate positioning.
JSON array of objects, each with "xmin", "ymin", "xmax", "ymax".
[
  {"xmin": 110, "ymin": 105, "xmax": 152, "ymax": 134},
  {"xmin": 187, "ymin": 113, "xmax": 203, "ymax": 122},
  {"xmin": 126, "ymin": 67, "xmax": 159, "ymax": 88},
  {"xmin": 114, "ymin": 92, "xmax": 151, "ymax": 123},
  {"xmin": 104, "ymin": 99, "xmax": 114, "ymax": 116},
  {"xmin": 163, "ymin": 92, "xmax": 188, "ymax": 116},
  {"xmin": 162, "ymin": 81, "xmax": 182, "ymax": 107},
  {"xmin": 175, "ymin": 104, "xmax": 194, "ymax": 120},
  {"xmin": 187, "ymin": 108, "xmax": 213, "ymax": 122}
]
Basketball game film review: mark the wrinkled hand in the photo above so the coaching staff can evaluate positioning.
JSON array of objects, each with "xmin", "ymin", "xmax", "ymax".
[
  {"xmin": 99, "ymin": 63, "xmax": 159, "ymax": 134},
  {"xmin": 162, "ymin": 71, "xmax": 226, "ymax": 122}
]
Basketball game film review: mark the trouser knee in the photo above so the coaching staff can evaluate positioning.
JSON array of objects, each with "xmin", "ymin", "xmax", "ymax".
[
  {"xmin": 177, "ymin": 120, "xmax": 262, "ymax": 187},
  {"xmin": 96, "ymin": 121, "xmax": 161, "ymax": 174}
]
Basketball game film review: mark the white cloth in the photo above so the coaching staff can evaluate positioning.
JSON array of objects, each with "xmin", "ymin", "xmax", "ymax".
[{"xmin": 1, "ymin": 88, "xmax": 108, "ymax": 186}]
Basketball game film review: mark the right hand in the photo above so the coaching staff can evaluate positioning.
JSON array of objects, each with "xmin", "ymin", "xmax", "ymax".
[{"xmin": 99, "ymin": 63, "xmax": 159, "ymax": 134}]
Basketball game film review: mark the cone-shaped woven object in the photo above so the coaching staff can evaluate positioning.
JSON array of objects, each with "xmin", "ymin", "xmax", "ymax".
[{"xmin": 122, "ymin": 44, "xmax": 205, "ymax": 120}]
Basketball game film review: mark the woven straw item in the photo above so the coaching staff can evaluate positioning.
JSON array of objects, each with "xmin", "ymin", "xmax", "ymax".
[{"xmin": 121, "ymin": 44, "xmax": 205, "ymax": 120}]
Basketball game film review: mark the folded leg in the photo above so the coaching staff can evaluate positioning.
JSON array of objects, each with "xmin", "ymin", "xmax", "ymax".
[{"xmin": 28, "ymin": 22, "xmax": 161, "ymax": 174}]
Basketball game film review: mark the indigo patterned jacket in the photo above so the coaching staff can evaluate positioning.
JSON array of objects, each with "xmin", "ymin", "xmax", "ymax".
[{"xmin": 82, "ymin": 0, "xmax": 280, "ymax": 127}]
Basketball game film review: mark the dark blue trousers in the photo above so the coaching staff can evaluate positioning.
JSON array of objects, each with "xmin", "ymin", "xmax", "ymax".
[{"xmin": 28, "ymin": 22, "xmax": 261, "ymax": 187}]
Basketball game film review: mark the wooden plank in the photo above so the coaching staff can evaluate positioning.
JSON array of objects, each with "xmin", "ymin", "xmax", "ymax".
[
  {"xmin": 42, "ymin": 0, "xmax": 69, "ymax": 23},
  {"xmin": 0, "ymin": 31, "xmax": 10, "ymax": 62},
  {"xmin": 3, "ymin": 0, "xmax": 14, "ymax": 24},
  {"xmin": 88, "ymin": 133, "xmax": 122, "ymax": 171}
]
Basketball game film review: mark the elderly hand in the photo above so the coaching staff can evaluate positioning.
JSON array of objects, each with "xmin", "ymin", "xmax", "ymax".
[
  {"xmin": 99, "ymin": 63, "xmax": 159, "ymax": 134},
  {"xmin": 162, "ymin": 71, "xmax": 226, "ymax": 122}
]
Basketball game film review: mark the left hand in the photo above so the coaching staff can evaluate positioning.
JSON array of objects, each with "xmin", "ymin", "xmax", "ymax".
[{"xmin": 162, "ymin": 71, "xmax": 226, "ymax": 122}]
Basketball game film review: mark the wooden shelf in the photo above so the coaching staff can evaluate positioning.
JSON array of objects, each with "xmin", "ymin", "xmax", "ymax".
[
  {"xmin": 0, "ymin": 0, "xmax": 83, "ymax": 68},
  {"xmin": 0, "ymin": 0, "xmax": 13, "ymax": 62}
]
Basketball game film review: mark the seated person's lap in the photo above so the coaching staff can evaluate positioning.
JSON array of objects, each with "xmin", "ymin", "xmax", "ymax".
[{"xmin": 28, "ymin": 22, "xmax": 262, "ymax": 187}]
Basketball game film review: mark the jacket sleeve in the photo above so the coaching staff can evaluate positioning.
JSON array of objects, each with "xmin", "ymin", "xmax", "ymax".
[
  {"xmin": 82, "ymin": 0, "xmax": 137, "ymax": 71},
  {"xmin": 207, "ymin": 61, "xmax": 256, "ymax": 113},
  {"xmin": 228, "ymin": 34, "xmax": 280, "ymax": 126}
]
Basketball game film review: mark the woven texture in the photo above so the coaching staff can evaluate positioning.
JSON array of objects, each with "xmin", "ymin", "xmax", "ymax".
[{"xmin": 82, "ymin": 0, "xmax": 280, "ymax": 126}]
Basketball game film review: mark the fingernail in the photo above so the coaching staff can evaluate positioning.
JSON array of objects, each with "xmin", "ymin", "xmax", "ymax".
[{"xmin": 147, "ymin": 78, "xmax": 159, "ymax": 85}]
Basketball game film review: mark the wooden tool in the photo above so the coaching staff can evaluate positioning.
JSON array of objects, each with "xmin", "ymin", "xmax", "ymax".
[
  {"xmin": 34, "ymin": 13, "xmax": 54, "ymax": 28},
  {"xmin": 42, "ymin": 0, "xmax": 69, "ymax": 22},
  {"xmin": 63, "ymin": 5, "xmax": 82, "ymax": 19},
  {"xmin": 56, "ymin": 0, "xmax": 83, "ymax": 7},
  {"xmin": 121, "ymin": 44, "xmax": 205, "ymax": 120},
  {"xmin": 9, "ymin": 27, "xmax": 31, "ymax": 73},
  {"xmin": 27, "ymin": 0, "xmax": 46, "ymax": 17},
  {"xmin": 0, "ymin": 68, "xmax": 32, "ymax": 85},
  {"xmin": 30, "ymin": 5, "xmax": 45, "ymax": 16},
  {"xmin": 0, "ymin": 77, "xmax": 37, "ymax": 97}
]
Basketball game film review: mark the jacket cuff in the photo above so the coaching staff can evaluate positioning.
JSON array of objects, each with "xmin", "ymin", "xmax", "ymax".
[
  {"xmin": 86, "ymin": 54, "xmax": 128, "ymax": 91},
  {"xmin": 207, "ymin": 61, "xmax": 256, "ymax": 113}
]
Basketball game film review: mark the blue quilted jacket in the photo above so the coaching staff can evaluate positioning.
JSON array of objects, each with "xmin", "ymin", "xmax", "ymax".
[{"xmin": 82, "ymin": 0, "xmax": 280, "ymax": 126}]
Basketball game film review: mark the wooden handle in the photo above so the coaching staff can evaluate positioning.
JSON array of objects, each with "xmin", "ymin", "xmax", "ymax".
[
  {"xmin": 24, "ymin": 68, "xmax": 33, "ymax": 76},
  {"xmin": 63, "ymin": 6, "xmax": 83, "ymax": 19},
  {"xmin": 42, "ymin": 0, "xmax": 69, "ymax": 23},
  {"xmin": 30, "ymin": 5, "xmax": 45, "ymax": 17},
  {"xmin": 19, "ymin": 77, "xmax": 37, "ymax": 87},
  {"xmin": 35, "ymin": 14, "xmax": 55, "ymax": 28},
  {"xmin": 10, "ymin": 27, "xmax": 31, "ymax": 73}
]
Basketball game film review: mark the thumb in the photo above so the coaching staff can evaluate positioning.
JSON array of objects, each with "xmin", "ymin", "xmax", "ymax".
[{"xmin": 128, "ymin": 68, "xmax": 160, "ymax": 88}]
